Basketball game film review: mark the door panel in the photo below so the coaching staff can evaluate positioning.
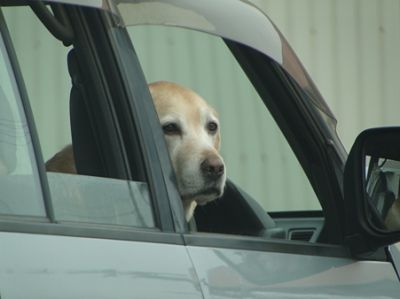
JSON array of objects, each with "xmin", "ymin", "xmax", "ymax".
[
  {"xmin": 0, "ymin": 232, "xmax": 203, "ymax": 298},
  {"xmin": 187, "ymin": 245, "xmax": 400, "ymax": 298}
]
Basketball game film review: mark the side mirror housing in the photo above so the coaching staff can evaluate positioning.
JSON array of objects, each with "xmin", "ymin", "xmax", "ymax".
[{"xmin": 344, "ymin": 127, "xmax": 400, "ymax": 255}]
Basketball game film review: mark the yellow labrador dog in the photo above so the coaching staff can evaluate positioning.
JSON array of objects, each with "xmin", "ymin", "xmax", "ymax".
[{"xmin": 46, "ymin": 81, "xmax": 226, "ymax": 221}]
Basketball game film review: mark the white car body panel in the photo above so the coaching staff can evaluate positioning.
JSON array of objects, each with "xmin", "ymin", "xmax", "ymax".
[
  {"xmin": 0, "ymin": 232, "xmax": 203, "ymax": 298},
  {"xmin": 2, "ymin": 1, "xmax": 400, "ymax": 298},
  {"xmin": 187, "ymin": 246, "xmax": 400, "ymax": 298}
]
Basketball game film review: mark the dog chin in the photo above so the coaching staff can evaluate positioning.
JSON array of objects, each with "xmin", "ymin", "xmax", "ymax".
[{"xmin": 182, "ymin": 186, "xmax": 223, "ymax": 205}]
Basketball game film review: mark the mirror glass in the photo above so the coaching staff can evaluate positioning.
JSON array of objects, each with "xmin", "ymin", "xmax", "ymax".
[{"xmin": 364, "ymin": 129, "xmax": 400, "ymax": 231}]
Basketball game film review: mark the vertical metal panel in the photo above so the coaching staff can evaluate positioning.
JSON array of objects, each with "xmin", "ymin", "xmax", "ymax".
[{"xmin": 259, "ymin": 0, "xmax": 400, "ymax": 149}]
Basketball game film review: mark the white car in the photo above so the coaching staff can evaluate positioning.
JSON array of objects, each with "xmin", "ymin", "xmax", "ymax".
[{"xmin": 0, "ymin": 0, "xmax": 399, "ymax": 298}]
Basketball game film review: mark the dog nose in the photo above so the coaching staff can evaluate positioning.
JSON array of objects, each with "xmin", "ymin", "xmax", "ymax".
[{"xmin": 201, "ymin": 156, "xmax": 224, "ymax": 179}]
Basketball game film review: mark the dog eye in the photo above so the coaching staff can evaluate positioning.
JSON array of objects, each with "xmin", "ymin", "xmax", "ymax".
[
  {"xmin": 207, "ymin": 121, "xmax": 218, "ymax": 133},
  {"xmin": 162, "ymin": 123, "xmax": 181, "ymax": 135}
]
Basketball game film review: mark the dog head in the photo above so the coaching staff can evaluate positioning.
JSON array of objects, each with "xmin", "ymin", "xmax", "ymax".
[{"xmin": 149, "ymin": 81, "xmax": 226, "ymax": 220}]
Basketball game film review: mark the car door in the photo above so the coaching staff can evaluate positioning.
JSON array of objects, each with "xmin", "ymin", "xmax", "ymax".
[
  {"xmin": 2, "ymin": 1, "xmax": 400, "ymax": 299},
  {"xmin": 117, "ymin": 0, "xmax": 400, "ymax": 297},
  {"xmin": 0, "ymin": 2, "xmax": 202, "ymax": 298},
  {"xmin": 180, "ymin": 38, "xmax": 400, "ymax": 299},
  {"xmin": 180, "ymin": 40, "xmax": 399, "ymax": 296}
]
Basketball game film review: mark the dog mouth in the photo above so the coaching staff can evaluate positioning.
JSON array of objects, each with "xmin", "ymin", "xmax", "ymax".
[
  {"xmin": 181, "ymin": 184, "xmax": 223, "ymax": 204},
  {"xmin": 178, "ymin": 164, "xmax": 226, "ymax": 205},
  {"xmin": 182, "ymin": 187, "xmax": 220, "ymax": 198}
]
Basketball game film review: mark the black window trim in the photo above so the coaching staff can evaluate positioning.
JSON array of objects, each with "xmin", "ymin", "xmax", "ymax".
[
  {"xmin": 183, "ymin": 233, "xmax": 352, "ymax": 259},
  {"xmin": 225, "ymin": 40, "xmax": 345, "ymax": 245},
  {"xmin": 86, "ymin": 10, "xmax": 187, "ymax": 233},
  {"xmin": 0, "ymin": 218, "xmax": 184, "ymax": 245}
]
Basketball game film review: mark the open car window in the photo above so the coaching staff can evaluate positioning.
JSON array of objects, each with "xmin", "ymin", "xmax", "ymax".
[
  {"xmin": 125, "ymin": 25, "xmax": 327, "ymax": 241},
  {"xmin": 128, "ymin": 25, "xmax": 320, "ymax": 213}
]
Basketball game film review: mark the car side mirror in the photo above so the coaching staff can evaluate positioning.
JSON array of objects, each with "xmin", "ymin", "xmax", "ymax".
[{"xmin": 344, "ymin": 127, "xmax": 400, "ymax": 255}]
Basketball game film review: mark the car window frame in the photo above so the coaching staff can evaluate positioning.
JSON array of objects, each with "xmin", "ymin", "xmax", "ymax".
[
  {"xmin": 124, "ymin": 22, "xmax": 346, "ymax": 246},
  {"xmin": 224, "ymin": 40, "xmax": 346, "ymax": 244},
  {"xmin": 0, "ymin": 2, "xmax": 353, "ymax": 257},
  {"xmin": 80, "ymin": 8, "xmax": 186, "ymax": 232},
  {"xmin": 174, "ymin": 39, "xmax": 351, "ymax": 256},
  {"xmin": 121, "ymin": 22, "xmax": 353, "ymax": 255}
]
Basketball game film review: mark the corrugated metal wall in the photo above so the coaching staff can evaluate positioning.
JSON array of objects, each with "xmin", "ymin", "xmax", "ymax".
[
  {"xmin": 4, "ymin": 0, "xmax": 400, "ymax": 211},
  {"xmin": 254, "ymin": 0, "xmax": 400, "ymax": 149}
]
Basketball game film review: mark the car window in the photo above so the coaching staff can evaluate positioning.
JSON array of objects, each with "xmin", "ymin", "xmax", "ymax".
[
  {"xmin": 2, "ymin": 6, "xmax": 155, "ymax": 228},
  {"xmin": 128, "ymin": 25, "xmax": 321, "ymax": 213},
  {"xmin": 0, "ymin": 20, "xmax": 45, "ymax": 217}
]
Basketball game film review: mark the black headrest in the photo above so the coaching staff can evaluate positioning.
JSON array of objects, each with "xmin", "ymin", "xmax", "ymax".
[{"xmin": 68, "ymin": 49, "xmax": 104, "ymax": 177}]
